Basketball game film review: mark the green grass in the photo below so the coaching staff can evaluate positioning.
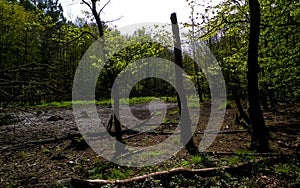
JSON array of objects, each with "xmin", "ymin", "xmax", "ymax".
[
  {"xmin": 41, "ymin": 147, "xmax": 50, "ymax": 154},
  {"xmin": 18, "ymin": 151, "xmax": 31, "ymax": 157},
  {"xmin": 168, "ymin": 109, "xmax": 179, "ymax": 115},
  {"xmin": 275, "ymin": 164, "xmax": 293, "ymax": 174},
  {"xmin": 160, "ymin": 96, "xmax": 177, "ymax": 102},
  {"xmin": 228, "ymin": 149, "xmax": 256, "ymax": 165},
  {"xmin": 181, "ymin": 160, "xmax": 189, "ymax": 168},
  {"xmin": 191, "ymin": 155, "xmax": 206, "ymax": 165},
  {"xmin": 16, "ymin": 95, "xmax": 207, "ymax": 109},
  {"xmin": 29, "ymin": 96, "xmax": 179, "ymax": 109},
  {"xmin": 108, "ymin": 168, "xmax": 132, "ymax": 180},
  {"xmin": 88, "ymin": 163, "xmax": 131, "ymax": 180},
  {"xmin": 218, "ymin": 100, "xmax": 236, "ymax": 110},
  {"xmin": 155, "ymin": 111, "xmax": 163, "ymax": 115}
]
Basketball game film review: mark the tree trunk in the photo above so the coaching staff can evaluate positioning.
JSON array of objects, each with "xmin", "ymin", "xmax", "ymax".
[
  {"xmin": 91, "ymin": 0, "xmax": 104, "ymax": 37},
  {"xmin": 170, "ymin": 13, "xmax": 197, "ymax": 154},
  {"xmin": 260, "ymin": 67, "xmax": 269, "ymax": 110},
  {"xmin": 231, "ymin": 87, "xmax": 250, "ymax": 126},
  {"xmin": 85, "ymin": 0, "xmax": 123, "ymax": 154},
  {"xmin": 247, "ymin": 0, "xmax": 269, "ymax": 152}
]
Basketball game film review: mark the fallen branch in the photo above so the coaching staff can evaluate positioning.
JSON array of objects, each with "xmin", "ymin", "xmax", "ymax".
[
  {"xmin": 70, "ymin": 160, "xmax": 256, "ymax": 187},
  {"xmin": 0, "ymin": 133, "xmax": 82, "ymax": 152},
  {"xmin": 124, "ymin": 129, "xmax": 250, "ymax": 140},
  {"xmin": 196, "ymin": 130, "xmax": 250, "ymax": 134}
]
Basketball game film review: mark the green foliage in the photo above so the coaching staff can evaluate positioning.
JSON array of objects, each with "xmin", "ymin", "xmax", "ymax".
[
  {"xmin": 191, "ymin": 154, "xmax": 207, "ymax": 165},
  {"xmin": 297, "ymin": 170, "xmax": 300, "ymax": 184},
  {"xmin": 88, "ymin": 163, "xmax": 111, "ymax": 179},
  {"xmin": 168, "ymin": 109, "xmax": 179, "ymax": 115},
  {"xmin": 108, "ymin": 168, "xmax": 131, "ymax": 180},
  {"xmin": 161, "ymin": 96, "xmax": 177, "ymax": 102},
  {"xmin": 88, "ymin": 163, "xmax": 131, "ymax": 180},
  {"xmin": 186, "ymin": 0, "xmax": 300, "ymax": 105},
  {"xmin": 0, "ymin": 0, "xmax": 298, "ymax": 108},
  {"xmin": 235, "ymin": 149, "xmax": 256, "ymax": 161},
  {"xmin": 218, "ymin": 100, "xmax": 235, "ymax": 110},
  {"xmin": 274, "ymin": 163, "xmax": 293, "ymax": 174},
  {"xmin": 181, "ymin": 160, "xmax": 189, "ymax": 168},
  {"xmin": 228, "ymin": 156, "xmax": 240, "ymax": 166},
  {"xmin": 229, "ymin": 149, "xmax": 256, "ymax": 165},
  {"xmin": 18, "ymin": 150, "xmax": 31, "ymax": 157},
  {"xmin": 41, "ymin": 147, "xmax": 50, "ymax": 154},
  {"xmin": 123, "ymin": 97, "xmax": 158, "ymax": 104},
  {"xmin": 154, "ymin": 111, "xmax": 162, "ymax": 115},
  {"xmin": 163, "ymin": 117, "xmax": 169, "ymax": 124}
]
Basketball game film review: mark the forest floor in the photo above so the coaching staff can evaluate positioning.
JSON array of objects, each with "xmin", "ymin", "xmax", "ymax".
[{"xmin": 0, "ymin": 101, "xmax": 299, "ymax": 187}]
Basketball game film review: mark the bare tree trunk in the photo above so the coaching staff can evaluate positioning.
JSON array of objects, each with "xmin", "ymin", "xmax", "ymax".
[
  {"xmin": 90, "ymin": 0, "xmax": 104, "ymax": 37},
  {"xmin": 231, "ymin": 87, "xmax": 250, "ymax": 126},
  {"xmin": 170, "ymin": 13, "xmax": 197, "ymax": 154},
  {"xmin": 247, "ymin": 0, "xmax": 269, "ymax": 152},
  {"xmin": 82, "ymin": 0, "xmax": 123, "ymax": 154}
]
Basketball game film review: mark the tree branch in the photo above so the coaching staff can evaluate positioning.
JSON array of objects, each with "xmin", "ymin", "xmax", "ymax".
[
  {"xmin": 98, "ymin": 0, "xmax": 111, "ymax": 16},
  {"xmin": 82, "ymin": 0, "xmax": 92, "ymax": 11},
  {"xmin": 103, "ymin": 16, "xmax": 124, "ymax": 24},
  {"xmin": 70, "ymin": 160, "xmax": 258, "ymax": 187},
  {"xmin": 66, "ymin": 31, "xmax": 98, "ymax": 44}
]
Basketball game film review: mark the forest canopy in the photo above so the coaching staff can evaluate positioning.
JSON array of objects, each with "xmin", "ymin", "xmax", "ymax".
[{"xmin": 0, "ymin": 0, "xmax": 299, "ymax": 107}]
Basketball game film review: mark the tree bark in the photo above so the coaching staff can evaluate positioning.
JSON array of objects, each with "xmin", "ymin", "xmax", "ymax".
[
  {"xmin": 90, "ymin": 0, "xmax": 104, "ymax": 37},
  {"xmin": 247, "ymin": 0, "xmax": 269, "ymax": 151},
  {"xmin": 170, "ymin": 13, "xmax": 197, "ymax": 154},
  {"xmin": 231, "ymin": 87, "xmax": 250, "ymax": 126}
]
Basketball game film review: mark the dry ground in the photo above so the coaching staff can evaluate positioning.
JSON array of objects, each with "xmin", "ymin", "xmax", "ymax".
[{"xmin": 0, "ymin": 101, "xmax": 299, "ymax": 187}]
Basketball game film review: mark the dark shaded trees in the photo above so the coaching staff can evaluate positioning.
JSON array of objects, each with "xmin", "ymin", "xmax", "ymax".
[
  {"xmin": 0, "ymin": 0, "xmax": 93, "ymax": 105},
  {"xmin": 246, "ymin": 0, "xmax": 269, "ymax": 151}
]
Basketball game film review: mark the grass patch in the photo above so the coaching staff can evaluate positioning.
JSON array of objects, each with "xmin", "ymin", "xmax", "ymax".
[
  {"xmin": 168, "ymin": 109, "xmax": 179, "ymax": 115},
  {"xmin": 275, "ymin": 164, "xmax": 293, "ymax": 174},
  {"xmin": 88, "ymin": 163, "xmax": 132, "ymax": 180},
  {"xmin": 108, "ymin": 168, "xmax": 132, "ymax": 180},
  {"xmin": 155, "ymin": 111, "xmax": 163, "ymax": 115},
  {"xmin": 191, "ymin": 154, "xmax": 206, "ymax": 165},
  {"xmin": 218, "ymin": 100, "xmax": 236, "ymax": 110},
  {"xmin": 18, "ymin": 151, "xmax": 31, "ymax": 157},
  {"xmin": 29, "ymin": 96, "xmax": 179, "ymax": 109},
  {"xmin": 161, "ymin": 96, "xmax": 177, "ymax": 102},
  {"xmin": 228, "ymin": 149, "xmax": 256, "ymax": 166}
]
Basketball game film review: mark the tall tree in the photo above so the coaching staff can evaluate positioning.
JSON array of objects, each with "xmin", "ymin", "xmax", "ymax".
[
  {"xmin": 247, "ymin": 0, "xmax": 269, "ymax": 151},
  {"xmin": 81, "ymin": 0, "xmax": 125, "ymax": 154},
  {"xmin": 171, "ymin": 13, "xmax": 197, "ymax": 154}
]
